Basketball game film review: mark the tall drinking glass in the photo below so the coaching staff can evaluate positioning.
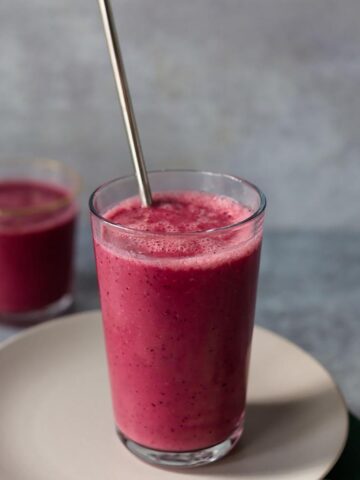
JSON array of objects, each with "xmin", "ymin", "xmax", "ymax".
[{"xmin": 90, "ymin": 170, "xmax": 266, "ymax": 467}]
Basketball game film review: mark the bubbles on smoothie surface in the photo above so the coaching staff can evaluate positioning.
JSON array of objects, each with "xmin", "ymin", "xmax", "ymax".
[
  {"xmin": 101, "ymin": 191, "xmax": 257, "ymax": 259},
  {"xmin": 106, "ymin": 191, "xmax": 251, "ymax": 234}
]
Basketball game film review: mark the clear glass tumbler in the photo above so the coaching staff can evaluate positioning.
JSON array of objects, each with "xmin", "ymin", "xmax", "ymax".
[
  {"xmin": 0, "ymin": 159, "xmax": 79, "ymax": 323},
  {"xmin": 90, "ymin": 170, "xmax": 266, "ymax": 467}
]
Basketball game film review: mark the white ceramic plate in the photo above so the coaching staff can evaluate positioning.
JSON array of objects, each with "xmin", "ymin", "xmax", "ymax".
[{"xmin": 0, "ymin": 311, "xmax": 348, "ymax": 480}]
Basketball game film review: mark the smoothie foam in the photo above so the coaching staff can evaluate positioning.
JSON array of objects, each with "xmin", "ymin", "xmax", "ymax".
[{"xmin": 94, "ymin": 191, "xmax": 262, "ymax": 451}]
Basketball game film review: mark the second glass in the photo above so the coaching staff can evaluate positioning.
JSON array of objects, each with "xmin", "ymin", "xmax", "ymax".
[
  {"xmin": 0, "ymin": 159, "xmax": 79, "ymax": 323},
  {"xmin": 90, "ymin": 170, "xmax": 266, "ymax": 467}
]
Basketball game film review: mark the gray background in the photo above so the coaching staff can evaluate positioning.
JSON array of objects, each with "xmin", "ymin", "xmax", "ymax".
[
  {"xmin": 0, "ymin": 1, "xmax": 359, "ymax": 415},
  {"xmin": 1, "ymin": 0, "xmax": 360, "ymax": 229}
]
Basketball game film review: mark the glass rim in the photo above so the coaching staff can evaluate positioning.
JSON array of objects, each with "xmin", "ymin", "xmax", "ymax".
[
  {"xmin": 89, "ymin": 169, "xmax": 266, "ymax": 237},
  {"xmin": 0, "ymin": 158, "xmax": 81, "ymax": 218}
]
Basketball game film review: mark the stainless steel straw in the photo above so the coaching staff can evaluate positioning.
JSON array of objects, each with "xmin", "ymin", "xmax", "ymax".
[{"xmin": 98, "ymin": 0, "xmax": 153, "ymax": 207}]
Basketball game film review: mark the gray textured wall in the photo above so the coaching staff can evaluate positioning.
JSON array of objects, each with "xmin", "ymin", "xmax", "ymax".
[{"xmin": 1, "ymin": 0, "xmax": 360, "ymax": 229}]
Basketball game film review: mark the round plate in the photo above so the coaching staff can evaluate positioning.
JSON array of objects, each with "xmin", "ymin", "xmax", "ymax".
[{"xmin": 0, "ymin": 311, "xmax": 348, "ymax": 480}]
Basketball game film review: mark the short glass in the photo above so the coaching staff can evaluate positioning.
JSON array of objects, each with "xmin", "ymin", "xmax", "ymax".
[
  {"xmin": 90, "ymin": 170, "xmax": 266, "ymax": 467},
  {"xmin": 0, "ymin": 159, "xmax": 79, "ymax": 323}
]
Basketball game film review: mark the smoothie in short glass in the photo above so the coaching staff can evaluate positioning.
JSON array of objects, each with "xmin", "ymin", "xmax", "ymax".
[{"xmin": 0, "ymin": 159, "xmax": 79, "ymax": 323}]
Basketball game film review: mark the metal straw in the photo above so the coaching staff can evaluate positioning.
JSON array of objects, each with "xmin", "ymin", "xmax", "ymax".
[{"xmin": 98, "ymin": 0, "xmax": 153, "ymax": 207}]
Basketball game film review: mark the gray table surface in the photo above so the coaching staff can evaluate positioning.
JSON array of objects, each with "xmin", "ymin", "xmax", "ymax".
[{"xmin": 1, "ymin": 225, "xmax": 359, "ymax": 417}]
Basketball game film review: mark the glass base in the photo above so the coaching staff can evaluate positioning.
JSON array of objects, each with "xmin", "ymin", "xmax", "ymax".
[
  {"xmin": 117, "ymin": 422, "xmax": 244, "ymax": 468},
  {"xmin": 0, "ymin": 293, "xmax": 73, "ymax": 325}
]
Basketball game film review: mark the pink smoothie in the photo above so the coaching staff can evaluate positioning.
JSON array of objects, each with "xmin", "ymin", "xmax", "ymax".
[
  {"xmin": 93, "ymin": 191, "xmax": 262, "ymax": 451},
  {"xmin": 0, "ymin": 180, "xmax": 76, "ymax": 314}
]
